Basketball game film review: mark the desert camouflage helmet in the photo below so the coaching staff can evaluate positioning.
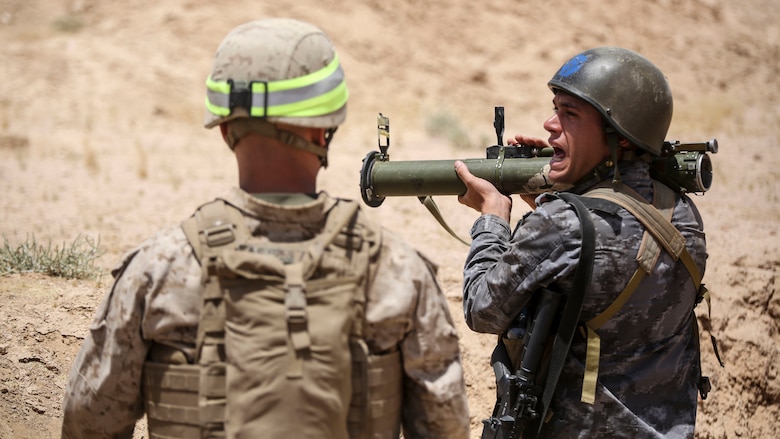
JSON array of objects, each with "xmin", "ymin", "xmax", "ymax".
[
  {"xmin": 548, "ymin": 47, "xmax": 672, "ymax": 156},
  {"xmin": 204, "ymin": 18, "xmax": 348, "ymax": 129}
]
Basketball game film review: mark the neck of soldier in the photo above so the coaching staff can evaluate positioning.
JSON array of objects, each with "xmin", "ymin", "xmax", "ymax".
[{"xmin": 235, "ymin": 136, "xmax": 321, "ymax": 194}]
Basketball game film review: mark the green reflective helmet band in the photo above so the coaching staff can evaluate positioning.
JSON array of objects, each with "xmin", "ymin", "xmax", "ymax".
[{"xmin": 205, "ymin": 54, "xmax": 348, "ymax": 120}]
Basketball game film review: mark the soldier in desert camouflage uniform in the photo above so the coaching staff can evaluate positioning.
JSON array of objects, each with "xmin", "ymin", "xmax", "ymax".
[
  {"xmin": 454, "ymin": 47, "xmax": 707, "ymax": 438},
  {"xmin": 62, "ymin": 18, "xmax": 469, "ymax": 439}
]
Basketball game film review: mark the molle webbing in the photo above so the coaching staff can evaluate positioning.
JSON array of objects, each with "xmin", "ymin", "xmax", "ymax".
[
  {"xmin": 143, "ymin": 341, "xmax": 404, "ymax": 439},
  {"xmin": 187, "ymin": 199, "xmax": 252, "ymax": 438},
  {"xmin": 143, "ymin": 362, "xmax": 204, "ymax": 439},
  {"xmin": 144, "ymin": 198, "xmax": 402, "ymax": 438},
  {"xmin": 349, "ymin": 339, "xmax": 403, "ymax": 439}
]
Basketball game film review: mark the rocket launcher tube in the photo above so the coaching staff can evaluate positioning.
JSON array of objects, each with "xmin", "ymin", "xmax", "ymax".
[
  {"xmin": 361, "ymin": 153, "xmax": 569, "ymax": 206},
  {"xmin": 360, "ymin": 147, "xmax": 714, "ymax": 208},
  {"xmin": 359, "ymin": 109, "xmax": 716, "ymax": 208}
]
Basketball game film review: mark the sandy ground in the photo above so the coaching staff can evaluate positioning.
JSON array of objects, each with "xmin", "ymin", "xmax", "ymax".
[{"xmin": 0, "ymin": 0, "xmax": 778, "ymax": 437}]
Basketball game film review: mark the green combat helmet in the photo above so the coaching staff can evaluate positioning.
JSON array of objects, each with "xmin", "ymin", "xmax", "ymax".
[
  {"xmin": 203, "ymin": 18, "xmax": 349, "ymax": 166},
  {"xmin": 548, "ymin": 47, "xmax": 673, "ymax": 156}
]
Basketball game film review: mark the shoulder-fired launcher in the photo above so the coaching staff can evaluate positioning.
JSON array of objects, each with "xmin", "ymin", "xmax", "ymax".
[{"xmin": 360, "ymin": 108, "xmax": 717, "ymax": 208}]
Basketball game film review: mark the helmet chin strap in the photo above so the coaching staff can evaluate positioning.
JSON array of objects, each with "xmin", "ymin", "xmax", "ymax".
[
  {"xmin": 573, "ymin": 128, "xmax": 643, "ymax": 190},
  {"xmin": 226, "ymin": 118, "xmax": 331, "ymax": 168},
  {"xmin": 605, "ymin": 127, "xmax": 621, "ymax": 184}
]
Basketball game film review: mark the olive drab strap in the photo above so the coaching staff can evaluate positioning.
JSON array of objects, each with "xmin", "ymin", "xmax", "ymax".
[
  {"xmin": 583, "ymin": 182, "xmax": 722, "ymax": 402},
  {"xmin": 182, "ymin": 199, "xmax": 252, "ymax": 438},
  {"xmin": 576, "ymin": 182, "xmax": 676, "ymax": 404},
  {"xmin": 418, "ymin": 195, "xmax": 471, "ymax": 246}
]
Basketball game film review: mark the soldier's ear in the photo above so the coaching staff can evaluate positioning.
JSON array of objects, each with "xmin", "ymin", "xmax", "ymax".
[
  {"xmin": 616, "ymin": 135, "xmax": 634, "ymax": 150},
  {"xmin": 219, "ymin": 123, "xmax": 229, "ymax": 141}
]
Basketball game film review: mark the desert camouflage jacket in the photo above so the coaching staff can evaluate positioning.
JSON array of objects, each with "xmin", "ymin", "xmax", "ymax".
[
  {"xmin": 62, "ymin": 188, "xmax": 469, "ymax": 439},
  {"xmin": 463, "ymin": 160, "xmax": 707, "ymax": 438}
]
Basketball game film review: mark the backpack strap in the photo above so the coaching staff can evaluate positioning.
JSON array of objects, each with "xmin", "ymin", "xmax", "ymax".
[
  {"xmin": 582, "ymin": 182, "xmax": 722, "ymax": 402},
  {"xmin": 282, "ymin": 200, "xmax": 361, "ymax": 378},
  {"xmin": 584, "ymin": 183, "xmax": 710, "ymax": 318},
  {"xmin": 181, "ymin": 199, "xmax": 251, "ymax": 438},
  {"xmin": 575, "ymin": 182, "xmax": 675, "ymax": 403}
]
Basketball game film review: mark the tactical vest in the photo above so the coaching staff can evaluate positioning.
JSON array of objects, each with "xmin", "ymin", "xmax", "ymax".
[{"xmin": 142, "ymin": 198, "xmax": 403, "ymax": 439}]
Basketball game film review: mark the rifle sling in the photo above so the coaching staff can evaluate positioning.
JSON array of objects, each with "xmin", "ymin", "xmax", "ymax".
[{"xmin": 523, "ymin": 192, "xmax": 596, "ymax": 439}]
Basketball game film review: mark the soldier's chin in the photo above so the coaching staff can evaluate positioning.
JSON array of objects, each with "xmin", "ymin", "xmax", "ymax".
[
  {"xmin": 548, "ymin": 169, "xmax": 564, "ymax": 183},
  {"xmin": 548, "ymin": 160, "xmax": 565, "ymax": 178}
]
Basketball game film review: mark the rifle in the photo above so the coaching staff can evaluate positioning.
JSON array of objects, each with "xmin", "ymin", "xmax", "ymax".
[
  {"xmin": 359, "ymin": 107, "xmax": 718, "ymax": 208},
  {"xmin": 481, "ymin": 288, "xmax": 563, "ymax": 439}
]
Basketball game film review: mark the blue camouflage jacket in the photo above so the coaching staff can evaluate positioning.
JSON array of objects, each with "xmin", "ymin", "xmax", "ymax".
[{"xmin": 463, "ymin": 160, "xmax": 707, "ymax": 438}]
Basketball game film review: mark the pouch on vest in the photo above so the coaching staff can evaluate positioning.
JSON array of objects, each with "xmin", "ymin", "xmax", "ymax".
[{"xmin": 143, "ymin": 198, "xmax": 402, "ymax": 439}]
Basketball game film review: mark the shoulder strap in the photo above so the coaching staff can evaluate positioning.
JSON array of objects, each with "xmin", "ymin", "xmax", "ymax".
[
  {"xmin": 586, "ymin": 183, "xmax": 687, "ymax": 260},
  {"xmin": 582, "ymin": 182, "xmax": 722, "ymax": 401},
  {"xmin": 583, "ymin": 182, "xmax": 676, "ymax": 330},
  {"xmin": 576, "ymin": 182, "xmax": 678, "ymax": 403},
  {"xmin": 584, "ymin": 182, "xmax": 706, "ymax": 302},
  {"xmin": 180, "ymin": 199, "xmax": 252, "ymax": 437},
  {"xmin": 282, "ymin": 199, "xmax": 361, "ymax": 377},
  {"xmin": 181, "ymin": 199, "xmax": 251, "ymax": 269}
]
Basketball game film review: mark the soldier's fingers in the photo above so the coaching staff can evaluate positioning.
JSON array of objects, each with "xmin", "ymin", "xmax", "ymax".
[{"xmin": 454, "ymin": 160, "xmax": 473, "ymax": 182}]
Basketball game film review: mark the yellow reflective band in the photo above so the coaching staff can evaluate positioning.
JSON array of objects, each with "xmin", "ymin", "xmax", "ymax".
[
  {"xmin": 205, "ymin": 98, "xmax": 230, "ymax": 117},
  {"xmin": 205, "ymin": 77, "xmax": 232, "ymax": 116},
  {"xmin": 249, "ymin": 81, "xmax": 348, "ymax": 118},
  {"xmin": 265, "ymin": 54, "xmax": 341, "ymax": 92},
  {"xmin": 206, "ymin": 76, "xmax": 231, "ymax": 94},
  {"xmin": 205, "ymin": 54, "xmax": 347, "ymax": 119}
]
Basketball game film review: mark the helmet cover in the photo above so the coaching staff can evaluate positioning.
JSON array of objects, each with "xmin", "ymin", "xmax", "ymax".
[{"xmin": 204, "ymin": 18, "xmax": 348, "ymax": 129}]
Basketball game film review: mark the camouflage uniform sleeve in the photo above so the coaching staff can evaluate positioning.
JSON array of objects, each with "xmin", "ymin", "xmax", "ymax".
[
  {"xmin": 61, "ymin": 226, "xmax": 194, "ymax": 439},
  {"xmin": 365, "ymin": 228, "xmax": 470, "ymax": 439},
  {"xmin": 462, "ymin": 201, "xmax": 581, "ymax": 334}
]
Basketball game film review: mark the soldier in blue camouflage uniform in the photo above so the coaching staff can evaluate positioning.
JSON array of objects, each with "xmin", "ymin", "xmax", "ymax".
[
  {"xmin": 62, "ymin": 18, "xmax": 469, "ymax": 439},
  {"xmin": 454, "ymin": 47, "xmax": 707, "ymax": 438}
]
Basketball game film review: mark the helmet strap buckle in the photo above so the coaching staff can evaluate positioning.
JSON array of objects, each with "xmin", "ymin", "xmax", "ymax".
[
  {"xmin": 228, "ymin": 80, "xmax": 252, "ymax": 113},
  {"xmin": 228, "ymin": 80, "xmax": 271, "ymax": 117}
]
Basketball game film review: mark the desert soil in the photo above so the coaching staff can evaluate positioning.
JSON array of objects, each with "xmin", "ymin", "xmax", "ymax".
[{"xmin": 0, "ymin": 0, "xmax": 778, "ymax": 438}]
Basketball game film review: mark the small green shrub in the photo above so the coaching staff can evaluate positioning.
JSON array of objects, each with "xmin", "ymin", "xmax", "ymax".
[
  {"xmin": 0, "ymin": 234, "xmax": 105, "ymax": 280},
  {"xmin": 52, "ymin": 15, "xmax": 85, "ymax": 33}
]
